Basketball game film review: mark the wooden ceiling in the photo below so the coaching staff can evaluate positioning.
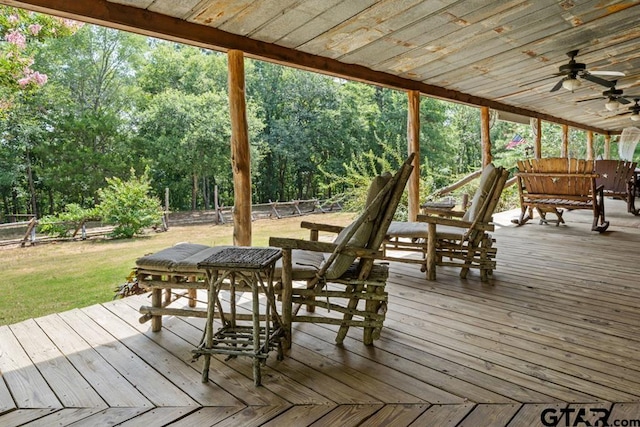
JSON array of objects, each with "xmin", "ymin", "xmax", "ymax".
[{"xmin": 4, "ymin": 0, "xmax": 640, "ymax": 135}]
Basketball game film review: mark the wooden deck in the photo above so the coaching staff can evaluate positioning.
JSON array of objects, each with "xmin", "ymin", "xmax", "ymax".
[{"xmin": 2, "ymin": 199, "xmax": 640, "ymax": 426}]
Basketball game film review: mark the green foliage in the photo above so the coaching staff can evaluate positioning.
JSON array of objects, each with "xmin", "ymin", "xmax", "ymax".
[
  {"xmin": 320, "ymin": 140, "xmax": 435, "ymax": 221},
  {"xmin": 2, "ymin": 19, "xmax": 555, "ymax": 222},
  {"xmin": 96, "ymin": 169, "xmax": 163, "ymax": 239},
  {"xmin": 38, "ymin": 203, "xmax": 96, "ymax": 237},
  {"xmin": 0, "ymin": 6, "xmax": 80, "ymax": 111}
]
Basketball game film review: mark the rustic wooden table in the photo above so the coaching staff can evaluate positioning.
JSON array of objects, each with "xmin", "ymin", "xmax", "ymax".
[{"xmin": 193, "ymin": 247, "xmax": 283, "ymax": 386}]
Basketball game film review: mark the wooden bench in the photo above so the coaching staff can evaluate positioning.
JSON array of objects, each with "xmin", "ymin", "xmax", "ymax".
[
  {"xmin": 594, "ymin": 159, "xmax": 638, "ymax": 216},
  {"xmin": 513, "ymin": 158, "xmax": 609, "ymax": 232}
]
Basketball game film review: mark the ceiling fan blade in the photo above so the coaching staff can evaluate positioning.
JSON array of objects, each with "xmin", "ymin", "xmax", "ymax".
[
  {"xmin": 618, "ymin": 97, "xmax": 632, "ymax": 105},
  {"xmin": 581, "ymin": 73, "xmax": 615, "ymax": 88},
  {"xmin": 550, "ymin": 79, "xmax": 564, "ymax": 92},
  {"xmin": 576, "ymin": 96, "xmax": 603, "ymax": 103},
  {"xmin": 590, "ymin": 70, "xmax": 626, "ymax": 77},
  {"xmin": 606, "ymin": 112, "xmax": 631, "ymax": 119}
]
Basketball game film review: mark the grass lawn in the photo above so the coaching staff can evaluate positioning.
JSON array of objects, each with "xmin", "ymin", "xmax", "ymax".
[{"xmin": 0, "ymin": 212, "xmax": 354, "ymax": 326}]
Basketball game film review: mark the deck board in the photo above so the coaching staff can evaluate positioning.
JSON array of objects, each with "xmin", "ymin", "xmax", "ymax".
[
  {"xmin": 1, "ymin": 199, "xmax": 640, "ymax": 426},
  {"xmin": 0, "ymin": 325, "xmax": 62, "ymax": 409},
  {"xmin": 34, "ymin": 313, "xmax": 153, "ymax": 408},
  {"xmin": 9, "ymin": 319, "xmax": 106, "ymax": 408}
]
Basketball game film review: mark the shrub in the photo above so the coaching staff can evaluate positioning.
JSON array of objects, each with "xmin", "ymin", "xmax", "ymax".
[
  {"xmin": 96, "ymin": 168, "xmax": 163, "ymax": 239},
  {"xmin": 38, "ymin": 203, "xmax": 97, "ymax": 237}
]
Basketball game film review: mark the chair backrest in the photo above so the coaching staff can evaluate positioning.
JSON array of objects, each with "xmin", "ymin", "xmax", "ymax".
[
  {"xmin": 517, "ymin": 157, "xmax": 595, "ymax": 197},
  {"xmin": 325, "ymin": 172, "xmax": 392, "ymax": 279},
  {"xmin": 463, "ymin": 163, "xmax": 497, "ymax": 223},
  {"xmin": 320, "ymin": 153, "xmax": 415, "ymax": 281},
  {"xmin": 594, "ymin": 159, "xmax": 637, "ymax": 195},
  {"xmin": 462, "ymin": 164, "xmax": 508, "ymax": 243},
  {"xmin": 462, "ymin": 164, "xmax": 509, "ymax": 223}
]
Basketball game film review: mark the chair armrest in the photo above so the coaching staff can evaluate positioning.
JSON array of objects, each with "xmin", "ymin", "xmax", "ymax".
[
  {"xmin": 420, "ymin": 207, "xmax": 465, "ymax": 218},
  {"xmin": 416, "ymin": 214, "xmax": 495, "ymax": 232},
  {"xmin": 270, "ymin": 236, "xmax": 335, "ymax": 252},
  {"xmin": 300, "ymin": 221, "xmax": 345, "ymax": 241},
  {"xmin": 300, "ymin": 221, "xmax": 345, "ymax": 234},
  {"xmin": 269, "ymin": 237, "xmax": 380, "ymax": 258}
]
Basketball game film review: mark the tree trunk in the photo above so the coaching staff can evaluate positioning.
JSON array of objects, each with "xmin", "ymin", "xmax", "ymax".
[
  {"xmin": 25, "ymin": 149, "xmax": 38, "ymax": 218},
  {"xmin": 202, "ymin": 176, "xmax": 210, "ymax": 209},
  {"xmin": 192, "ymin": 173, "xmax": 198, "ymax": 211}
]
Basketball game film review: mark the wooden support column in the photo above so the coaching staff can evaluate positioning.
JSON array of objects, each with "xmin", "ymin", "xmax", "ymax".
[
  {"xmin": 407, "ymin": 90, "xmax": 420, "ymax": 222},
  {"xmin": 586, "ymin": 131, "xmax": 594, "ymax": 160},
  {"xmin": 228, "ymin": 50, "xmax": 252, "ymax": 246},
  {"xmin": 604, "ymin": 135, "xmax": 611, "ymax": 159},
  {"xmin": 480, "ymin": 107, "xmax": 492, "ymax": 166},
  {"xmin": 561, "ymin": 124, "xmax": 569, "ymax": 158},
  {"xmin": 532, "ymin": 118, "xmax": 542, "ymax": 159}
]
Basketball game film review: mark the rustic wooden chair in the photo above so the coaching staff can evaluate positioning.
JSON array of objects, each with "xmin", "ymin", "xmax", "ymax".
[
  {"xmin": 594, "ymin": 159, "xmax": 638, "ymax": 215},
  {"xmin": 269, "ymin": 154, "xmax": 414, "ymax": 346},
  {"xmin": 417, "ymin": 163, "xmax": 509, "ymax": 282}
]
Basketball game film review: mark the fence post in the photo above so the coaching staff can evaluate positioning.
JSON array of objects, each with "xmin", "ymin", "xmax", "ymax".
[{"xmin": 21, "ymin": 217, "xmax": 37, "ymax": 247}]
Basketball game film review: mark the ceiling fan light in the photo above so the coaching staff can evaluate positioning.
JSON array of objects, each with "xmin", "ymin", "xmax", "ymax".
[
  {"xmin": 562, "ymin": 78, "xmax": 581, "ymax": 91},
  {"xmin": 630, "ymin": 113, "xmax": 640, "ymax": 122},
  {"xmin": 605, "ymin": 99, "xmax": 620, "ymax": 111}
]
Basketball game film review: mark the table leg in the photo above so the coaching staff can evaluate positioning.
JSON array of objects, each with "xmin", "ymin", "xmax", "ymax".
[
  {"xmin": 201, "ymin": 269, "xmax": 218, "ymax": 383},
  {"xmin": 252, "ymin": 273, "xmax": 261, "ymax": 386}
]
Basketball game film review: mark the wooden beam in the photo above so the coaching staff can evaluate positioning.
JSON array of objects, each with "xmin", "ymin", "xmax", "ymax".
[
  {"xmin": 586, "ymin": 131, "xmax": 594, "ymax": 160},
  {"xmin": 480, "ymin": 107, "xmax": 492, "ymax": 166},
  {"xmin": 561, "ymin": 124, "xmax": 569, "ymax": 158},
  {"xmin": 228, "ymin": 50, "xmax": 251, "ymax": 246},
  {"xmin": 0, "ymin": 0, "xmax": 618, "ymax": 136},
  {"xmin": 604, "ymin": 135, "xmax": 611, "ymax": 160},
  {"xmin": 532, "ymin": 118, "xmax": 542, "ymax": 159},
  {"xmin": 407, "ymin": 90, "xmax": 420, "ymax": 222}
]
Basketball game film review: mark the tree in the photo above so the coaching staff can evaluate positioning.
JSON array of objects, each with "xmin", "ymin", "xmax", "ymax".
[
  {"xmin": 32, "ymin": 25, "xmax": 146, "ymax": 210},
  {"xmin": 0, "ymin": 7, "xmax": 81, "ymax": 217},
  {"xmin": 0, "ymin": 6, "xmax": 80, "ymax": 109},
  {"xmin": 135, "ymin": 42, "xmax": 263, "ymax": 210}
]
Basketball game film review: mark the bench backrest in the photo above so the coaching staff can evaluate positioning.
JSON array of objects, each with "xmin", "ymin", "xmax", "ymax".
[
  {"xmin": 594, "ymin": 159, "xmax": 636, "ymax": 196},
  {"xmin": 517, "ymin": 157, "xmax": 595, "ymax": 197}
]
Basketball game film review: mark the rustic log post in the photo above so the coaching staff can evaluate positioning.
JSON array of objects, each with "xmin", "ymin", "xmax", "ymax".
[
  {"xmin": 561, "ymin": 124, "xmax": 569, "ymax": 158},
  {"xmin": 532, "ymin": 117, "xmax": 542, "ymax": 159},
  {"xmin": 407, "ymin": 90, "xmax": 420, "ymax": 221},
  {"xmin": 480, "ymin": 107, "xmax": 492, "ymax": 166},
  {"xmin": 228, "ymin": 50, "xmax": 252, "ymax": 246},
  {"xmin": 586, "ymin": 131, "xmax": 594, "ymax": 160},
  {"xmin": 604, "ymin": 135, "xmax": 611, "ymax": 160}
]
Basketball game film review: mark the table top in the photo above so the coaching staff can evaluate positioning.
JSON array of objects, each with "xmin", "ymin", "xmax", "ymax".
[{"xmin": 197, "ymin": 247, "xmax": 282, "ymax": 270}]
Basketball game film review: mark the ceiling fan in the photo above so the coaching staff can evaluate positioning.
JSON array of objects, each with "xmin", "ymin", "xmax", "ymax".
[
  {"xmin": 576, "ymin": 81, "xmax": 633, "ymax": 111},
  {"xmin": 609, "ymin": 98, "xmax": 640, "ymax": 121},
  {"xmin": 550, "ymin": 49, "xmax": 625, "ymax": 92}
]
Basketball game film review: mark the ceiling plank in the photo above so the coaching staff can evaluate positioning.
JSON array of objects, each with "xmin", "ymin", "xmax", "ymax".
[{"xmin": 0, "ymin": 0, "xmax": 622, "ymax": 134}]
